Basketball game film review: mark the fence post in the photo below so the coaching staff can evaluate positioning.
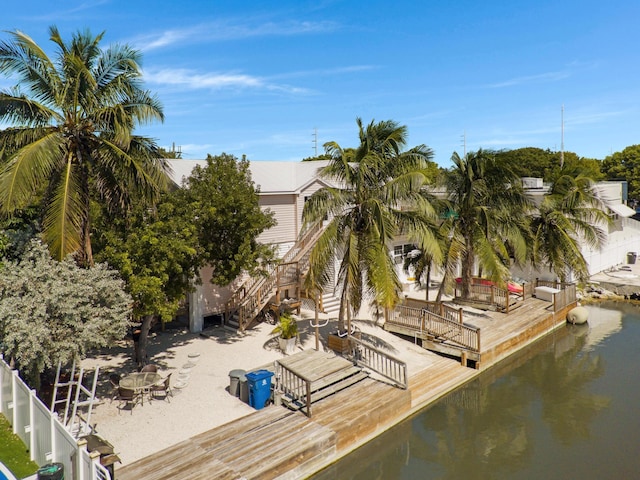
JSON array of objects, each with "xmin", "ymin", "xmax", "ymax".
[
  {"xmin": 12, "ymin": 370, "xmax": 19, "ymax": 434},
  {"xmin": 28, "ymin": 389, "xmax": 36, "ymax": 461}
]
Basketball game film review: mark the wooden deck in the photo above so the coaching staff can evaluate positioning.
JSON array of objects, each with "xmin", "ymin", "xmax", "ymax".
[{"xmin": 117, "ymin": 296, "xmax": 575, "ymax": 480}]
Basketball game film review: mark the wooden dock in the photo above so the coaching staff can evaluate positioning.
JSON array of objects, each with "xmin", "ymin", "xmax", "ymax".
[{"xmin": 117, "ymin": 296, "xmax": 574, "ymax": 480}]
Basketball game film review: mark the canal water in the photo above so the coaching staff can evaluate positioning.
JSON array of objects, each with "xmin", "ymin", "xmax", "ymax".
[{"xmin": 311, "ymin": 302, "xmax": 640, "ymax": 479}]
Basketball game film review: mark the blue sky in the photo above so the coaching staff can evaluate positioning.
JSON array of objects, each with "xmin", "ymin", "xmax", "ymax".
[{"xmin": 2, "ymin": 0, "xmax": 639, "ymax": 166}]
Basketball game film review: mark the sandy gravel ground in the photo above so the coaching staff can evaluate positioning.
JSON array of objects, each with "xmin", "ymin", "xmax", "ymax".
[{"xmin": 80, "ymin": 298, "xmax": 440, "ymax": 467}]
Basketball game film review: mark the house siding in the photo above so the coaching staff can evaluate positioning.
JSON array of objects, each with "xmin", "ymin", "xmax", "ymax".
[{"xmin": 257, "ymin": 194, "xmax": 297, "ymax": 245}]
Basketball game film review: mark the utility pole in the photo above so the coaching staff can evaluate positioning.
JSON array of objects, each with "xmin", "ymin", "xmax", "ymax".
[
  {"xmin": 461, "ymin": 130, "xmax": 467, "ymax": 157},
  {"xmin": 312, "ymin": 128, "xmax": 318, "ymax": 157},
  {"xmin": 560, "ymin": 104, "xmax": 564, "ymax": 168}
]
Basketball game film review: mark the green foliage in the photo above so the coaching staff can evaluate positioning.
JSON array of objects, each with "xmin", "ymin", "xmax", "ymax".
[
  {"xmin": 175, "ymin": 153, "xmax": 277, "ymax": 286},
  {"xmin": 443, "ymin": 149, "xmax": 531, "ymax": 296},
  {"xmin": 602, "ymin": 145, "xmax": 640, "ymax": 203},
  {"xmin": 303, "ymin": 118, "xmax": 439, "ymax": 328},
  {"xmin": 530, "ymin": 175, "xmax": 608, "ymax": 282},
  {"xmin": 94, "ymin": 194, "xmax": 201, "ymax": 322},
  {"xmin": 0, "ymin": 414, "xmax": 38, "ymax": 479},
  {"xmin": 271, "ymin": 312, "xmax": 299, "ymax": 339},
  {"xmin": 494, "ymin": 148, "xmax": 603, "ymax": 183},
  {"xmin": 0, "ymin": 240, "xmax": 131, "ymax": 384},
  {"xmin": 0, "ymin": 27, "xmax": 168, "ymax": 265}
]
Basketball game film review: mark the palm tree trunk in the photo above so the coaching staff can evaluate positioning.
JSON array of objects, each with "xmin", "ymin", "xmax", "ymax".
[{"xmin": 461, "ymin": 236, "xmax": 474, "ymax": 299}]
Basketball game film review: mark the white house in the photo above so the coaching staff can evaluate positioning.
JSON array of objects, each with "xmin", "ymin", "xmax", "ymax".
[
  {"xmin": 168, "ymin": 160, "xmax": 640, "ymax": 331},
  {"xmin": 168, "ymin": 159, "xmax": 337, "ymax": 331}
]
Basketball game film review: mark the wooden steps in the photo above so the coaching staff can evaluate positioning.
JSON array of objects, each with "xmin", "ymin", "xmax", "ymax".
[{"xmin": 282, "ymin": 370, "xmax": 370, "ymax": 410}]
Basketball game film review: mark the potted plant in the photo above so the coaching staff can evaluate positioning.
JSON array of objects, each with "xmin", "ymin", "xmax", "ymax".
[{"xmin": 271, "ymin": 312, "xmax": 299, "ymax": 354}]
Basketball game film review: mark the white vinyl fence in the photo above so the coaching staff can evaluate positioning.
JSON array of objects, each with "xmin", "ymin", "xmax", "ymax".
[{"xmin": 0, "ymin": 355, "xmax": 110, "ymax": 480}]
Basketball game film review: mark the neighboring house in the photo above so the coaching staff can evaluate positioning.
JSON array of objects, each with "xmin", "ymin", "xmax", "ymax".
[
  {"xmin": 168, "ymin": 160, "xmax": 640, "ymax": 331},
  {"xmin": 511, "ymin": 178, "xmax": 640, "ymax": 282}
]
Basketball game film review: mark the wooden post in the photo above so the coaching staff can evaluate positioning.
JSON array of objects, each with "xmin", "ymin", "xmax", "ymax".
[
  {"xmin": 506, "ymin": 289, "xmax": 510, "ymax": 314},
  {"xmin": 461, "ymin": 351, "xmax": 467, "ymax": 367},
  {"xmin": 314, "ymin": 293, "xmax": 320, "ymax": 351},
  {"xmin": 458, "ymin": 308, "xmax": 463, "ymax": 324}
]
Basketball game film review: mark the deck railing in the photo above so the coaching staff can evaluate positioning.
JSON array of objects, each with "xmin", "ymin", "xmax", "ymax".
[
  {"xmin": 348, "ymin": 337, "xmax": 408, "ymax": 389},
  {"xmin": 274, "ymin": 362, "xmax": 313, "ymax": 417},
  {"xmin": 388, "ymin": 304, "xmax": 481, "ymax": 353},
  {"xmin": 413, "ymin": 300, "xmax": 464, "ymax": 324},
  {"xmin": 534, "ymin": 279, "xmax": 577, "ymax": 313},
  {"xmin": 454, "ymin": 278, "xmax": 525, "ymax": 313}
]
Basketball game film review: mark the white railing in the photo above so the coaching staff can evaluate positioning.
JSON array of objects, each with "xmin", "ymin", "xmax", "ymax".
[{"xmin": 0, "ymin": 356, "xmax": 110, "ymax": 480}]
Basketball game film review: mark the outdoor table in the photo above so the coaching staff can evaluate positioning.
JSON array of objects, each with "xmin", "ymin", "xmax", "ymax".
[{"xmin": 119, "ymin": 372, "xmax": 162, "ymax": 400}]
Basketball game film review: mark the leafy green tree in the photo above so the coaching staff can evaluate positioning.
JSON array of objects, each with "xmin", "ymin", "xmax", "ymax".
[
  {"xmin": 601, "ymin": 145, "xmax": 640, "ymax": 203},
  {"xmin": 0, "ymin": 27, "xmax": 168, "ymax": 266},
  {"xmin": 443, "ymin": 150, "xmax": 530, "ymax": 298},
  {"xmin": 94, "ymin": 195, "xmax": 201, "ymax": 366},
  {"xmin": 529, "ymin": 174, "xmax": 608, "ymax": 282},
  {"xmin": 303, "ymin": 118, "xmax": 440, "ymax": 331},
  {"xmin": 494, "ymin": 148, "xmax": 603, "ymax": 183},
  {"xmin": 174, "ymin": 153, "xmax": 277, "ymax": 286},
  {"xmin": 0, "ymin": 240, "xmax": 131, "ymax": 387}
]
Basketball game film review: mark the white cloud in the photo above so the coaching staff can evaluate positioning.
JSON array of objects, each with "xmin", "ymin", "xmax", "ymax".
[
  {"xmin": 486, "ymin": 70, "xmax": 571, "ymax": 88},
  {"xmin": 143, "ymin": 67, "xmax": 308, "ymax": 94},
  {"xmin": 132, "ymin": 19, "xmax": 338, "ymax": 52}
]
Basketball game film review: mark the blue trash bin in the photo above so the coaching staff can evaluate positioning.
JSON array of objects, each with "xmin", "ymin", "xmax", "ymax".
[{"xmin": 245, "ymin": 369, "xmax": 274, "ymax": 409}]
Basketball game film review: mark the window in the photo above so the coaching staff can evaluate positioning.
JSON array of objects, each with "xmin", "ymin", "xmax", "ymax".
[{"xmin": 393, "ymin": 243, "xmax": 417, "ymax": 265}]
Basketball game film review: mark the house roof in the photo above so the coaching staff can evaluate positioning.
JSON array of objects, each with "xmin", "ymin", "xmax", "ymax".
[{"xmin": 166, "ymin": 159, "xmax": 333, "ymax": 194}]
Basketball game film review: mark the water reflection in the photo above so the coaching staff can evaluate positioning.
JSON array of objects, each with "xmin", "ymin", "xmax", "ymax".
[{"xmin": 312, "ymin": 303, "xmax": 638, "ymax": 480}]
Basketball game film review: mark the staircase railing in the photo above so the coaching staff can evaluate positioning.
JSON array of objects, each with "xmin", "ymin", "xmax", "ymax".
[
  {"xmin": 387, "ymin": 303, "xmax": 481, "ymax": 353},
  {"xmin": 226, "ymin": 221, "xmax": 324, "ymax": 330},
  {"xmin": 348, "ymin": 337, "xmax": 407, "ymax": 389}
]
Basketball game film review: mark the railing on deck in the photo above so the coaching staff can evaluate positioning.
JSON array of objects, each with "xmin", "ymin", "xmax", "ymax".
[
  {"xmin": 388, "ymin": 304, "xmax": 481, "ymax": 353},
  {"xmin": 348, "ymin": 337, "xmax": 407, "ymax": 389},
  {"xmin": 534, "ymin": 279, "xmax": 577, "ymax": 313},
  {"xmin": 454, "ymin": 277, "xmax": 527, "ymax": 313},
  {"xmin": 0, "ymin": 356, "xmax": 110, "ymax": 480},
  {"xmin": 275, "ymin": 362, "xmax": 313, "ymax": 417}
]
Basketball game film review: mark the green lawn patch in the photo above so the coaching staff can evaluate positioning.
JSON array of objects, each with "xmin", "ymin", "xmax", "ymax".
[{"xmin": 0, "ymin": 414, "xmax": 39, "ymax": 479}]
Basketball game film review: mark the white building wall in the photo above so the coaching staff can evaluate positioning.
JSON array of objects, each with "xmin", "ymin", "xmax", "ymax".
[{"xmin": 257, "ymin": 194, "xmax": 297, "ymax": 245}]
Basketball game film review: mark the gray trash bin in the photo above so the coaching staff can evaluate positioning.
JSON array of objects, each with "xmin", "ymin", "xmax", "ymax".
[
  {"xmin": 628, "ymin": 252, "xmax": 637, "ymax": 264},
  {"xmin": 229, "ymin": 369, "xmax": 246, "ymax": 397},
  {"xmin": 239, "ymin": 373, "xmax": 249, "ymax": 403}
]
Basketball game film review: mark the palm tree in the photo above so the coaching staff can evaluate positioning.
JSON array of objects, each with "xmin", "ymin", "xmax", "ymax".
[
  {"xmin": 529, "ymin": 173, "xmax": 608, "ymax": 282},
  {"xmin": 443, "ymin": 150, "xmax": 530, "ymax": 299},
  {"xmin": 0, "ymin": 27, "xmax": 168, "ymax": 266},
  {"xmin": 302, "ymin": 118, "xmax": 440, "ymax": 331}
]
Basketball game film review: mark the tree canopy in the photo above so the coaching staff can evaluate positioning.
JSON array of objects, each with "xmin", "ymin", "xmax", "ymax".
[
  {"xmin": 601, "ymin": 145, "xmax": 640, "ymax": 204},
  {"xmin": 174, "ymin": 153, "xmax": 276, "ymax": 286},
  {"xmin": 303, "ymin": 118, "xmax": 440, "ymax": 329},
  {"xmin": 0, "ymin": 240, "xmax": 131, "ymax": 384},
  {"xmin": 442, "ymin": 149, "xmax": 531, "ymax": 297},
  {"xmin": 0, "ymin": 27, "xmax": 168, "ymax": 266},
  {"xmin": 494, "ymin": 147, "xmax": 603, "ymax": 184}
]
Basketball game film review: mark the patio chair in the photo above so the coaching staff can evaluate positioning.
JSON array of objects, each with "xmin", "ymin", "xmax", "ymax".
[
  {"xmin": 116, "ymin": 387, "xmax": 141, "ymax": 414},
  {"xmin": 109, "ymin": 374, "xmax": 121, "ymax": 404},
  {"xmin": 140, "ymin": 364, "xmax": 158, "ymax": 373},
  {"xmin": 150, "ymin": 373, "xmax": 173, "ymax": 402}
]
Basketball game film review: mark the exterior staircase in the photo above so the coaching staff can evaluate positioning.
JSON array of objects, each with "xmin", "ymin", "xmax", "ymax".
[{"xmin": 225, "ymin": 221, "xmax": 325, "ymax": 331}]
